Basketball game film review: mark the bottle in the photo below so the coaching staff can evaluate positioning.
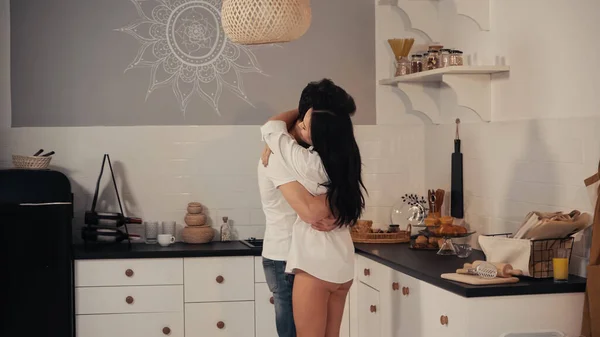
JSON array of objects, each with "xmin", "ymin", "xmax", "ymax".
[
  {"xmin": 85, "ymin": 211, "xmax": 142, "ymax": 227},
  {"xmin": 81, "ymin": 227, "xmax": 141, "ymax": 243},
  {"xmin": 220, "ymin": 216, "xmax": 231, "ymax": 241}
]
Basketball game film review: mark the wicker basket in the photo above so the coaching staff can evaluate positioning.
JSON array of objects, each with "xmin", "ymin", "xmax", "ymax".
[
  {"xmin": 221, "ymin": 0, "xmax": 311, "ymax": 45},
  {"xmin": 182, "ymin": 226, "xmax": 214, "ymax": 244},
  {"xmin": 12, "ymin": 155, "xmax": 52, "ymax": 169},
  {"xmin": 351, "ymin": 224, "xmax": 412, "ymax": 244},
  {"xmin": 185, "ymin": 213, "xmax": 207, "ymax": 227}
]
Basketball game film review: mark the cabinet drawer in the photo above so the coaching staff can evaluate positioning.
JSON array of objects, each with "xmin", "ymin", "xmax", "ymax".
[
  {"xmin": 76, "ymin": 312, "xmax": 183, "ymax": 337},
  {"xmin": 255, "ymin": 283, "xmax": 277, "ymax": 337},
  {"xmin": 184, "ymin": 256, "xmax": 254, "ymax": 302},
  {"xmin": 357, "ymin": 255, "xmax": 383, "ymax": 290},
  {"xmin": 185, "ymin": 302, "xmax": 254, "ymax": 337},
  {"xmin": 76, "ymin": 285, "xmax": 183, "ymax": 315},
  {"xmin": 255, "ymin": 256, "xmax": 266, "ymax": 283},
  {"xmin": 75, "ymin": 259, "xmax": 183, "ymax": 287}
]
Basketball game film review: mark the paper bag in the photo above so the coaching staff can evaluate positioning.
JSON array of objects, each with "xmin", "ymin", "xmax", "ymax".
[{"xmin": 478, "ymin": 235, "xmax": 532, "ymax": 276}]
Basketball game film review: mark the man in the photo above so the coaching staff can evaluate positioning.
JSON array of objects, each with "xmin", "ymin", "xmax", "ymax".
[{"xmin": 257, "ymin": 79, "xmax": 357, "ymax": 337}]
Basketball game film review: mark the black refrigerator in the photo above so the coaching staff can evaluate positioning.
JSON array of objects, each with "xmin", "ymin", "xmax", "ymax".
[{"xmin": 0, "ymin": 169, "xmax": 74, "ymax": 337}]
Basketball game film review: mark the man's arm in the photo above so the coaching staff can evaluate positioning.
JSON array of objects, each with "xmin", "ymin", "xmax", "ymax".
[
  {"xmin": 278, "ymin": 181, "xmax": 332, "ymax": 224},
  {"xmin": 268, "ymin": 108, "xmax": 299, "ymax": 131}
]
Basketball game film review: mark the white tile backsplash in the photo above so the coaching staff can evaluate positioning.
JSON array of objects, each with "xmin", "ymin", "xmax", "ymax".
[
  {"xmin": 1, "ymin": 124, "xmax": 424, "ymax": 241},
  {"xmin": 425, "ymin": 117, "xmax": 599, "ymax": 276}
]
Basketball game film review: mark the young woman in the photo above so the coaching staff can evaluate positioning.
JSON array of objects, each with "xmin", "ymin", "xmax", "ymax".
[{"xmin": 260, "ymin": 82, "xmax": 366, "ymax": 337}]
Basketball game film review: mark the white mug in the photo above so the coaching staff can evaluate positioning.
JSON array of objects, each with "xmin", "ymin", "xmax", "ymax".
[{"xmin": 157, "ymin": 234, "xmax": 175, "ymax": 247}]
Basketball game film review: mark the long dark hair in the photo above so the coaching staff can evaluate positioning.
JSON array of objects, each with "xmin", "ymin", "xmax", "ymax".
[{"xmin": 310, "ymin": 110, "xmax": 366, "ymax": 227}]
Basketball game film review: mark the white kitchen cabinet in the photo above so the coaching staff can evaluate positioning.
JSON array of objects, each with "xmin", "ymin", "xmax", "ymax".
[
  {"xmin": 184, "ymin": 256, "xmax": 254, "ymax": 302},
  {"xmin": 185, "ymin": 301, "xmax": 255, "ymax": 337},
  {"xmin": 76, "ymin": 312, "xmax": 184, "ymax": 337},
  {"xmin": 351, "ymin": 253, "xmax": 586, "ymax": 337},
  {"xmin": 255, "ymin": 283, "xmax": 278, "ymax": 337},
  {"xmin": 357, "ymin": 282, "xmax": 380, "ymax": 337}
]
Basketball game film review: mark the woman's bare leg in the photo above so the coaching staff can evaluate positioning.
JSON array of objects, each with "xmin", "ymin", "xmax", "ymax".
[
  {"xmin": 324, "ymin": 279, "xmax": 353, "ymax": 337},
  {"xmin": 292, "ymin": 270, "xmax": 333, "ymax": 337}
]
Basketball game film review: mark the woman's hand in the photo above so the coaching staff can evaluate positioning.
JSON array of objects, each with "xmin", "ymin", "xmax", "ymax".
[
  {"xmin": 311, "ymin": 216, "xmax": 338, "ymax": 232},
  {"xmin": 261, "ymin": 144, "xmax": 272, "ymax": 167}
]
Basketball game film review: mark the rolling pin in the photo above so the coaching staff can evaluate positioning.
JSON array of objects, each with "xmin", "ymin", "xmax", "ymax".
[{"xmin": 464, "ymin": 261, "xmax": 523, "ymax": 278}]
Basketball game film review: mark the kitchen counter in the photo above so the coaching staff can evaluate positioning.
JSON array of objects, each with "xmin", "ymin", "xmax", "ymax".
[
  {"xmin": 72, "ymin": 241, "xmax": 261, "ymax": 260},
  {"xmin": 355, "ymin": 243, "xmax": 587, "ymax": 298}
]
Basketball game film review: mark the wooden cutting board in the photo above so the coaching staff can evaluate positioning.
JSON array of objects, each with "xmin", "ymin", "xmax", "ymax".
[{"xmin": 441, "ymin": 273, "xmax": 519, "ymax": 285}]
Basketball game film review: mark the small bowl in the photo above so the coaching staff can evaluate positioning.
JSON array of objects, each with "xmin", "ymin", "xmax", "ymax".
[
  {"xmin": 187, "ymin": 202, "xmax": 204, "ymax": 214},
  {"xmin": 185, "ymin": 213, "xmax": 207, "ymax": 226}
]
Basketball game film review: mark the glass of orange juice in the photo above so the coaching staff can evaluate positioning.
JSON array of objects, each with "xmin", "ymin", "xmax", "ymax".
[{"xmin": 553, "ymin": 248, "xmax": 569, "ymax": 283}]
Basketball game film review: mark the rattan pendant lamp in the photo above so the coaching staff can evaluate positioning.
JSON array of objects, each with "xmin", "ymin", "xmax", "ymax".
[{"xmin": 221, "ymin": 0, "xmax": 312, "ymax": 45}]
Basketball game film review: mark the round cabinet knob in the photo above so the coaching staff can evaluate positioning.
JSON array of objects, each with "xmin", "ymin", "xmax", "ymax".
[
  {"xmin": 363, "ymin": 268, "xmax": 370, "ymax": 276},
  {"xmin": 369, "ymin": 305, "xmax": 377, "ymax": 313},
  {"xmin": 125, "ymin": 296, "xmax": 134, "ymax": 304},
  {"xmin": 216, "ymin": 275, "xmax": 224, "ymax": 284},
  {"xmin": 162, "ymin": 327, "xmax": 171, "ymax": 335},
  {"xmin": 125, "ymin": 269, "xmax": 134, "ymax": 277},
  {"xmin": 269, "ymin": 296, "xmax": 274, "ymax": 304},
  {"xmin": 440, "ymin": 315, "xmax": 448, "ymax": 326},
  {"xmin": 217, "ymin": 321, "xmax": 225, "ymax": 329},
  {"xmin": 392, "ymin": 282, "xmax": 399, "ymax": 291}
]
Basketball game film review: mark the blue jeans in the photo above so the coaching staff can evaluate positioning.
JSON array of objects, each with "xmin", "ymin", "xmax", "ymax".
[{"xmin": 263, "ymin": 257, "xmax": 296, "ymax": 337}]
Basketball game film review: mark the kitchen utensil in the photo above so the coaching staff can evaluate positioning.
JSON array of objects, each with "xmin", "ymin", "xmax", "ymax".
[
  {"xmin": 435, "ymin": 189, "xmax": 445, "ymax": 215},
  {"xmin": 157, "ymin": 234, "xmax": 175, "ymax": 247},
  {"xmin": 33, "ymin": 149, "xmax": 44, "ymax": 156},
  {"xmin": 456, "ymin": 262, "xmax": 498, "ymax": 279},
  {"xmin": 41, "ymin": 151, "xmax": 55, "ymax": 157},
  {"xmin": 441, "ymin": 273, "xmax": 519, "ymax": 285},
  {"xmin": 429, "ymin": 190, "xmax": 437, "ymax": 214},
  {"xmin": 467, "ymin": 261, "xmax": 524, "ymax": 278},
  {"xmin": 451, "ymin": 118, "xmax": 464, "ymax": 218}
]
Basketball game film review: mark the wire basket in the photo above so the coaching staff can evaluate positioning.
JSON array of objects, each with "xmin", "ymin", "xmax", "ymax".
[
  {"xmin": 12, "ymin": 155, "xmax": 52, "ymax": 169},
  {"xmin": 484, "ymin": 233, "xmax": 574, "ymax": 278}
]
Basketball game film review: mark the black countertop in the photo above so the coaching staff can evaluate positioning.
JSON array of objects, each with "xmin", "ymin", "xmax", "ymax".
[
  {"xmin": 73, "ymin": 241, "xmax": 261, "ymax": 260},
  {"xmin": 354, "ymin": 243, "xmax": 587, "ymax": 298},
  {"xmin": 72, "ymin": 241, "xmax": 587, "ymax": 298}
]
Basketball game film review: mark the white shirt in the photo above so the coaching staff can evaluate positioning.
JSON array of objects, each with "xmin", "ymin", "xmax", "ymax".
[
  {"xmin": 260, "ymin": 121, "xmax": 355, "ymax": 284},
  {"xmin": 257, "ymin": 153, "xmax": 298, "ymax": 261}
]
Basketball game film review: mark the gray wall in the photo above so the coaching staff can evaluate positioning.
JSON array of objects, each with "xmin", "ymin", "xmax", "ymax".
[{"xmin": 10, "ymin": 0, "xmax": 375, "ymax": 126}]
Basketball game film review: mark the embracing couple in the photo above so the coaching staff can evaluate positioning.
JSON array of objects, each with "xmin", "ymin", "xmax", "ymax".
[{"xmin": 257, "ymin": 79, "xmax": 366, "ymax": 337}]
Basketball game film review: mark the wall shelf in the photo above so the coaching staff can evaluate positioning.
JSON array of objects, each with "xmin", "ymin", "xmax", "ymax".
[{"xmin": 379, "ymin": 66, "xmax": 509, "ymax": 124}]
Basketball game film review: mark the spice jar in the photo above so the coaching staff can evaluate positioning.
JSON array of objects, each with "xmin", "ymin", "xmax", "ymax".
[
  {"xmin": 388, "ymin": 224, "xmax": 400, "ymax": 233},
  {"xmin": 426, "ymin": 45, "xmax": 442, "ymax": 70},
  {"xmin": 440, "ymin": 49, "xmax": 451, "ymax": 68},
  {"xmin": 410, "ymin": 54, "xmax": 422, "ymax": 73},
  {"xmin": 395, "ymin": 56, "xmax": 412, "ymax": 76},
  {"xmin": 450, "ymin": 50, "xmax": 464, "ymax": 66}
]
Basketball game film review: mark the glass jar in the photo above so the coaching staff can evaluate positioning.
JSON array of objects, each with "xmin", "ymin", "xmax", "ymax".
[
  {"xmin": 395, "ymin": 56, "xmax": 412, "ymax": 76},
  {"xmin": 440, "ymin": 49, "xmax": 451, "ymax": 68},
  {"xmin": 427, "ymin": 45, "xmax": 442, "ymax": 70},
  {"xmin": 410, "ymin": 54, "xmax": 422, "ymax": 73},
  {"xmin": 450, "ymin": 50, "xmax": 464, "ymax": 66}
]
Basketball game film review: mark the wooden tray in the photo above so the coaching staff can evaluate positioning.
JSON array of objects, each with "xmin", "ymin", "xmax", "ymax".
[
  {"xmin": 351, "ymin": 232, "xmax": 410, "ymax": 244},
  {"xmin": 441, "ymin": 273, "xmax": 519, "ymax": 285}
]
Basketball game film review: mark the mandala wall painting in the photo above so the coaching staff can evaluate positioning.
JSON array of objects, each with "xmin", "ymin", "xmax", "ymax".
[{"xmin": 117, "ymin": 0, "xmax": 266, "ymax": 115}]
